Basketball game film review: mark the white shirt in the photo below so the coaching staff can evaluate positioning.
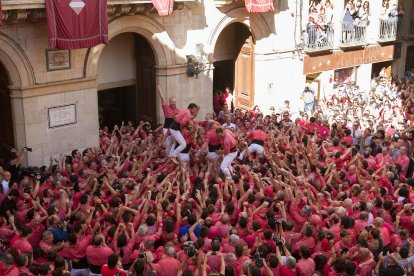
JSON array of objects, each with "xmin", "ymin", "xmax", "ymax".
[
  {"xmin": 1, "ymin": 180, "xmax": 9, "ymax": 194},
  {"xmin": 222, "ymin": 123, "xmax": 236, "ymax": 129}
]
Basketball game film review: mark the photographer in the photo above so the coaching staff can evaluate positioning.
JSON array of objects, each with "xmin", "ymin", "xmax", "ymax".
[
  {"xmin": 47, "ymin": 215, "xmax": 68, "ymax": 243},
  {"xmin": 275, "ymin": 238, "xmax": 300, "ymax": 276}
]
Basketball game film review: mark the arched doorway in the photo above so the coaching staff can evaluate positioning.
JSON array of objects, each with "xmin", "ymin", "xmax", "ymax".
[
  {"xmin": 0, "ymin": 63, "xmax": 14, "ymax": 164},
  {"xmin": 213, "ymin": 23, "xmax": 254, "ymax": 111},
  {"xmin": 97, "ymin": 33, "xmax": 156, "ymax": 127}
]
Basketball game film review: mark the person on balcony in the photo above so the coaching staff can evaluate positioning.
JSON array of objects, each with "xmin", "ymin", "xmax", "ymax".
[
  {"xmin": 380, "ymin": 0, "xmax": 390, "ymax": 20},
  {"xmin": 324, "ymin": 0, "xmax": 334, "ymax": 24},
  {"xmin": 342, "ymin": 0, "xmax": 357, "ymax": 43}
]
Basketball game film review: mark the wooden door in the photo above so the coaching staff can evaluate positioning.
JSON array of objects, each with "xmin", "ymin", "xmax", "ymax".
[
  {"xmin": 234, "ymin": 36, "xmax": 255, "ymax": 110},
  {"xmin": 135, "ymin": 35, "xmax": 156, "ymax": 124},
  {"xmin": 0, "ymin": 64, "xmax": 13, "ymax": 161}
]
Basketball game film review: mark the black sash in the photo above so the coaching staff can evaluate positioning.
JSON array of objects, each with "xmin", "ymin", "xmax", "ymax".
[
  {"xmin": 89, "ymin": 264, "xmax": 102, "ymax": 274},
  {"xmin": 182, "ymin": 143, "xmax": 192, "ymax": 154},
  {"xmin": 208, "ymin": 144, "xmax": 220, "ymax": 152},
  {"xmin": 170, "ymin": 121, "xmax": 181, "ymax": 131},
  {"xmin": 251, "ymin": 139, "xmax": 265, "ymax": 146},
  {"xmin": 164, "ymin": 118, "xmax": 174, "ymax": 128},
  {"xmin": 71, "ymin": 256, "xmax": 89, "ymax": 269}
]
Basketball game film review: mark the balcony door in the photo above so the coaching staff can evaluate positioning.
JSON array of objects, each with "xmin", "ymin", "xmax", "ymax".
[
  {"xmin": 234, "ymin": 36, "xmax": 255, "ymax": 110},
  {"xmin": 212, "ymin": 22, "xmax": 253, "ymax": 111}
]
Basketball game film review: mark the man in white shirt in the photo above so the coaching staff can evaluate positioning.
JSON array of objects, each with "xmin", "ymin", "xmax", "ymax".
[
  {"xmin": 222, "ymin": 114, "xmax": 236, "ymax": 129},
  {"xmin": 302, "ymin": 87, "xmax": 315, "ymax": 112},
  {"xmin": 1, "ymin": 171, "xmax": 11, "ymax": 195}
]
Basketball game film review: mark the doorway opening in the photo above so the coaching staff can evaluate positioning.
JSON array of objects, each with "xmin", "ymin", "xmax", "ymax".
[
  {"xmin": 372, "ymin": 61, "xmax": 392, "ymax": 79},
  {"xmin": 97, "ymin": 33, "xmax": 156, "ymax": 128},
  {"xmin": 213, "ymin": 23, "xmax": 253, "ymax": 112},
  {"xmin": 0, "ymin": 63, "xmax": 14, "ymax": 164},
  {"xmin": 98, "ymin": 86, "xmax": 136, "ymax": 127},
  {"xmin": 406, "ymin": 45, "xmax": 414, "ymax": 73}
]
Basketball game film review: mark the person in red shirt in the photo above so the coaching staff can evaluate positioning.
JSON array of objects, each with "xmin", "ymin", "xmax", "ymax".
[
  {"xmin": 168, "ymin": 103, "xmax": 200, "ymax": 164},
  {"xmin": 178, "ymin": 125, "xmax": 197, "ymax": 163},
  {"xmin": 201, "ymin": 121, "xmax": 221, "ymax": 161},
  {"xmin": 86, "ymin": 235, "xmax": 114, "ymax": 275},
  {"xmin": 101, "ymin": 254, "xmax": 127, "ymax": 276},
  {"xmin": 216, "ymin": 127, "xmax": 238, "ymax": 178},
  {"xmin": 157, "ymin": 85, "xmax": 180, "ymax": 134},
  {"xmin": 155, "ymin": 245, "xmax": 180, "ymax": 276},
  {"xmin": 15, "ymin": 254, "xmax": 33, "ymax": 276},
  {"xmin": 0, "ymin": 253, "xmax": 19, "ymax": 276},
  {"xmin": 11, "ymin": 224, "xmax": 33, "ymax": 254},
  {"xmin": 157, "ymin": 85, "xmax": 180, "ymax": 157},
  {"xmin": 276, "ymin": 240, "xmax": 301, "ymax": 276},
  {"xmin": 239, "ymin": 125, "xmax": 268, "ymax": 161}
]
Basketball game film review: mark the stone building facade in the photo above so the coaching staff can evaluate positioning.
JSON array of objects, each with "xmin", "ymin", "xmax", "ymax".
[{"xmin": 0, "ymin": 0, "xmax": 412, "ymax": 165}]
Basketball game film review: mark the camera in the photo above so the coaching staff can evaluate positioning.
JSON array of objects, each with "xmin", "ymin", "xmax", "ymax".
[
  {"xmin": 57, "ymin": 217, "xmax": 70, "ymax": 229},
  {"xmin": 19, "ymin": 166, "xmax": 44, "ymax": 180},
  {"xmin": 365, "ymin": 225, "xmax": 374, "ymax": 231},
  {"xmin": 274, "ymin": 218, "xmax": 283, "ymax": 226},
  {"xmin": 250, "ymin": 252, "xmax": 263, "ymax": 268},
  {"xmin": 183, "ymin": 241, "xmax": 197, "ymax": 257},
  {"xmin": 138, "ymin": 249, "xmax": 145, "ymax": 259},
  {"xmin": 273, "ymin": 236, "xmax": 284, "ymax": 246},
  {"xmin": 24, "ymin": 147, "xmax": 32, "ymax": 152}
]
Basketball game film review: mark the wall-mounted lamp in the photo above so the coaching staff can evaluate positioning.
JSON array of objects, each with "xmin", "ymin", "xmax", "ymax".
[
  {"xmin": 186, "ymin": 55, "xmax": 205, "ymax": 79},
  {"xmin": 186, "ymin": 43, "xmax": 208, "ymax": 79}
]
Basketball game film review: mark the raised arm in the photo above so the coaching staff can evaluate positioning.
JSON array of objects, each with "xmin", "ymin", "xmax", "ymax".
[{"xmin": 157, "ymin": 85, "xmax": 166, "ymax": 105}]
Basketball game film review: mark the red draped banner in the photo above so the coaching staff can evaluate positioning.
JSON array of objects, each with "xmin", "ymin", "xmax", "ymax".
[
  {"xmin": 152, "ymin": 0, "xmax": 174, "ymax": 16},
  {"xmin": 46, "ymin": 0, "xmax": 108, "ymax": 49},
  {"xmin": 0, "ymin": 0, "xmax": 3, "ymax": 27},
  {"xmin": 245, "ymin": 0, "xmax": 274, "ymax": 12}
]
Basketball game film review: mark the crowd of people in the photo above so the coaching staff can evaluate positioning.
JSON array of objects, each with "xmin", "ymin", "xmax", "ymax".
[
  {"xmin": 308, "ymin": 0, "xmax": 334, "ymax": 26},
  {"xmin": 1, "ymin": 72, "xmax": 414, "ymax": 276}
]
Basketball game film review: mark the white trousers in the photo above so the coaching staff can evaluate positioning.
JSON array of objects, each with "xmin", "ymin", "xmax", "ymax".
[
  {"xmin": 207, "ymin": 151, "xmax": 219, "ymax": 160},
  {"xmin": 179, "ymin": 153, "xmax": 190, "ymax": 161},
  {"xmin": 165, "ymin": 135, "xmax": 174, "ymax": 157},
  {"xmin": 70, "ymin": 269, "xmax": 90, "ymax": 276},
  {"xmin": 220, "ymin": 151, "xmax": 237, "ymax": 177},
  {"xmin": 239, "ymin": 143, "xmax": 264, "ymax": 160},
  {"xmin": 169, "ymin": 129, "xmax": 187, "ymax": 158}
]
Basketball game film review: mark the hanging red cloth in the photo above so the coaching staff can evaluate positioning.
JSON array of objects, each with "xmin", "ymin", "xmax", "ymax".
[
  {"xmin": 46, "ymin": 0, "xmax": 109, "ymax": 49},
  {"xmin": 152, "ymin": 0, "xmax": 174, "ymax": 16},
  {"xmin": 245, "ymin": 0, "xmax": 274, "ymax": 12},
  {"xmin": 0, "ymin": 0, "xmax": 3, "ymax": 27}
]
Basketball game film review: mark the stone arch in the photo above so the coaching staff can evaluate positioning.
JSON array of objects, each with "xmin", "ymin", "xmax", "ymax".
[
  {"xmin": 0, "ymin": 32, "xmax": 35, "ymax": 88},
  {"xmin": 205, "ymin": 7, "xmax": 272, "ymax": 54},
  {"xmin": 85, "ymin": 15, "xmax": 177, "ymax": 79}
]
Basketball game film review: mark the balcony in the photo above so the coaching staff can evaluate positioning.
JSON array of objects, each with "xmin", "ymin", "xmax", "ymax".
[
  {"xmin": 304, "ymin": 24, "xmax": 334, "ymax": 53},
  {"xmin": 378, "ymin": 17, "xmax": 398, "ymax": 42},
  {"xmin": 340, "ymin": 21, "xmax": 367, "ymax": 48}
]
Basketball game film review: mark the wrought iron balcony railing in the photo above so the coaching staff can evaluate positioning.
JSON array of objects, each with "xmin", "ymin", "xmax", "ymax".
[
  {"xmin": 378, "ymin": 17, "xmax": 399, "ymax": 42},
  {"xmin": 305, "ymin": 23, "xmax": 334, "ymax": 52},
  {"xmin": 340, "ymin": 21, "xmax": 367, "ymax": 47}
]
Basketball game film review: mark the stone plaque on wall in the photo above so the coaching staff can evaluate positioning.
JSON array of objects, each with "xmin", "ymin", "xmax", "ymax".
[
  {"xmin": 46, "ymin": 49, "xmax": 71, "ymax": 71},
  {"xmin": 48, "ymin": 104, "xmax": 77, "ymax": 128}
]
